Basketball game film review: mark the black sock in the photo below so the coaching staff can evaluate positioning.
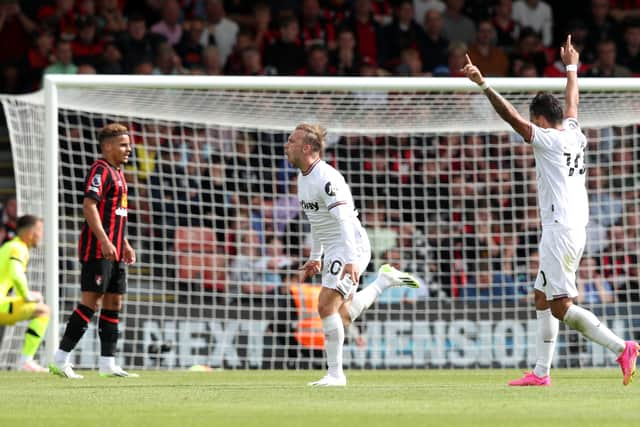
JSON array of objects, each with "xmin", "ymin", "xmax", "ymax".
[
  {"xmin": 99, "ymin": 309, "xmax": 119, "ymax": 357},
  {"xmin": 60, "ymin": 304, "xmax": 94, "ymax": 352}
]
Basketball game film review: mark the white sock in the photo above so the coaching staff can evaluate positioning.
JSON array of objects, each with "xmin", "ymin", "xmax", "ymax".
[
  {"xmin": 533, "ymin": 309, "xmax": 558, "ymax": 378},
  {"xmin": 348, "ymin": 283, "xmax": 382, "ymax": 322},
  {"xmin": 99, "ymin": 356, "xmax": 116, "ymax": 370},
  {"xmin": 563, "ymin": 304, "xmax": 626, "ymax": 355},
  {"xmin": 54, "ymin": 349, "xmax": 70, "ymax": 365},
  {"xmin": 19, "ymin": 355, "xmax": 34, "ymax": 364},
  {"xmin": 322, "ymin": 313, "xmax": 345, "ymax": 378}
]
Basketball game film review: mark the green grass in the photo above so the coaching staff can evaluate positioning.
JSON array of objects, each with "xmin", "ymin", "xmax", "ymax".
[{"xmin": 0, "ymin": 369, "xmax": 637, "ymax": 427}]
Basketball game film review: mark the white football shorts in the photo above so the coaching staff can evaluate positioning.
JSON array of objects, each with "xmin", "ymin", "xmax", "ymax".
[
  {"xmin": 321, "ymin": 231, "xmax": 371, "ymax": 299},
  {"xmin": 534, "ymin": 224, "xmax": 586, "ymax": 301}
]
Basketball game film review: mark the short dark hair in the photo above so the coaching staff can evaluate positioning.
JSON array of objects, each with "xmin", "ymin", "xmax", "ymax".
[
  {"xmin": 16, "ymin": 214, "xmax": 42, "ymax": 234},
  {"xmin": 97, "ymin": 123, "xmax": 129, "ymax": 145},
  {"xmin": 529, "ymin": 92, "xmax": 563, "ymax": 125}
]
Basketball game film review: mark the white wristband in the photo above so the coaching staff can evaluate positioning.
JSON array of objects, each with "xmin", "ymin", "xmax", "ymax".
[
  {"xmin": 566, "ymin": 64, "xmax": 578, "ymax": 72},
  {"xmin": 479, "ymin": 81, "xmax": 489, "ymax": 90}
]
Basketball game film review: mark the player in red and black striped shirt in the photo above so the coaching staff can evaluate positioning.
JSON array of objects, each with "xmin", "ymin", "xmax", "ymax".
[{"xmin": 50, "ymin": 123, "xmax": 137, "ymax": 379}]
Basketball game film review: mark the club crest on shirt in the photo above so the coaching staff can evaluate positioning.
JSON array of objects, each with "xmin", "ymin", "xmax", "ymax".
[{"xmin": 324, "ymin": 182, "xmax": 338, "ymax": 196}]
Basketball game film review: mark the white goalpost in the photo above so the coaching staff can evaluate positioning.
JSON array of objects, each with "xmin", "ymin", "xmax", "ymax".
[{"xmin": 1, "ymin": 74, "xmax": 639, "ymax": 370}]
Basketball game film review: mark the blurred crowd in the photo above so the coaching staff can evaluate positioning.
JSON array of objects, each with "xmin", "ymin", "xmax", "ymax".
[
  {"xmin": 2, "ymin": 0, "xmax": 640, "ymax": 94},
  {"xmin": 52, "ymin": 119, "xmax": 640, "ymax": 307}
]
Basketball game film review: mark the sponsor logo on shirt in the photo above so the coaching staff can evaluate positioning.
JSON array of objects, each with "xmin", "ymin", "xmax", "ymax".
[{"xmin": 300, "ymin": 200, "xmax": 319, "ymax": 211}]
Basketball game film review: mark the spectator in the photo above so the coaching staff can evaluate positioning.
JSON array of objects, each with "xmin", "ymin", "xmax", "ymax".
[
  {"xmin": 153, "ymin": 42, "xmax": 186, "ymax": 74},
  {"xmin": 578, "ymin": 256, "xmax": 615, "ymax": 304},
  {"xmin": 252, "ymin": 2, "xmax": 276, "ymax": 51},
  {"xmin": 255, "ymin": 235, "xmax": 294, "ymax": 290},
  {"xmin": 586, "ymin": 39, "xmax": 632, "ymax": 77},
  {"xmin": 223, "ymin": 28, "xmax": 255, "ymax": 74},
  {"xmin": 297, "ymin": 44, "xmax": 336, "ymax": 75},
  {"xmin": 433, "ymin": 40, "xmax": 467, "ymax": 76},
  {"xmin": 331, "ymin": 27, "xmax": 361, "ymax": 76},
  {"xmin": 344, "ymin": 0, "xmax": 384, "ymax": 64},
  {"xmin": 395, "ymin": 47, "xmax": 427, "ymax": 76},
  {"xmin": 72, "ymin": 15, "xmax": 105, "ymax": 67},
  {"xmin": 176, "ymin": 17, "xmax": 206, "ymax": 69},
  {"xmin": 37, "ymin": 0, "xmax": 76, "ymax": 38},
  {"xmin": 118, "ymin": 13, "xmax": 166, "ymax": 72},
  {"xmin": 379, "ymin": 0, "xmax": 426, "ymax": 70},
  {"xmin": 508, "ymin": 27, "xmax": 547, "ymax": 76},
  {"xmin": 413, "ymin": 0, "xmax": 445, "ymax": 30},
  {"xmin": 618, "ymin": 19, "xmax": 640, "ymax": 73},
  {"xmin": 511, "ymin": 0, "xmax": 553, "ymax": 47},
  {"xmin": 199, "ymin": 0, "xmax": 239, "ymax": 67},
  {"xmin": 0, "ymin": 2, "xmax": 38, "ymax": 67},
  {"xmin": 27, "ymin": 31, "xmax": 55, "ymax": 90},
  {"xmin": 241, "ymin": 46, "xmax": 270, "ymax": 75},
  {"xmin": 1, "ymin": 197, "xmax": 18, "ymax": 244},
  {"xmin": 151, "ymin": 0, "xmax": 183, "ymax": 46},
  {"xmin": 133, "ymin": 59, "xmax": 154, "ymax": 74},
  {"xmin": 585, "ymin": 0, "xmax": 620, "ymax": 52},
  {"xmin": 264, "ymin": 16, "xmax": 306, "ymax": 75},
  {"xmin": 492, "ymin": 0, "xmax": 518, "ymax": 51},
  {"xmin": 97, "ymin": 0, "xmax": 127, "ymax": 38},
  {"xmin": 77, "ymin": 63, "xmax": 97, "ymax": 74},
  {"xmin": 201, "ymin": 45, "xmax": 223, "ymax": 75},
  {"xmin": 97, "ymin": 42, "xmax": 124, "ymax": 74},
  {"xmin": 442, "ymin": 0, "xmax": 475, "ymax": 45},
  {"xmin": 230, "ymin": 229, "xmax": 269, "ymax": 297},
  {"xmin": 299, "ymin": 0, "xmax": 336, "ymax": 50},
  {"xmin": 44, "ymin": 39, "xmax": 78, "ymax": 75},
  {"xmin": 468, "ymin": 20, "xmax": 509, "ymax": 76},
  {"xmin": 420, "ymin": 9, "xmax": 448, "ymax": 73}
]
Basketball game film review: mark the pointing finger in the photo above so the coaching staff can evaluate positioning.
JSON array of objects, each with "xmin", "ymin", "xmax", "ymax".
[
  {"xmin": 465, "ymin": 54, "xmax": 472, "ymax": 65},
  {"xmin": 567, "ymin": 34, "xmax": 572, "ymax": 46}
]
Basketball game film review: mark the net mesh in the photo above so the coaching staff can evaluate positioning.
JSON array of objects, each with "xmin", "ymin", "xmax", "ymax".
[{"xmin": 1, "ymin": 81, "xmax": 639, "ymax": 370}]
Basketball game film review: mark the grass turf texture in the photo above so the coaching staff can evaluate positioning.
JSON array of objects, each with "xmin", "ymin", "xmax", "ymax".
[{"xmin": 0, "ymin": 369, "xmax": 637, "ymax": 427}]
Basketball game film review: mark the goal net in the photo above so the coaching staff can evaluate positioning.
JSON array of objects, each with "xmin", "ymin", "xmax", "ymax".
[{"xmin": 1, "ymin": 76, "xmax": 639, "ymax": 370}]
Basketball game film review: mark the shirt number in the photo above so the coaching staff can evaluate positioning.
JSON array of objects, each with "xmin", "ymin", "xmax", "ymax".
[{"xmin": 563, "ymin": 152, "xmax": 586, "ymax": 176}]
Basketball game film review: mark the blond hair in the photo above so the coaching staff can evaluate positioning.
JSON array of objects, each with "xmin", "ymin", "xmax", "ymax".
[
  {"xmin": 295, "ymin": 123, "xmax": 326, "ymax": 154},
  {"xmin": 97, "ymin": 123, "xmax": 129, "ymax": 145}
]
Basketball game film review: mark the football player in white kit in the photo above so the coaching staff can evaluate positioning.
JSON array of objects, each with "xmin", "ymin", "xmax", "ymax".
[
  {"xmin": 285, "ymin": 123, "xmax": 420, "ymax": 386},
  {"xmin": 463, "ymin": 35, "xmax": 639, "ymax": 386}
]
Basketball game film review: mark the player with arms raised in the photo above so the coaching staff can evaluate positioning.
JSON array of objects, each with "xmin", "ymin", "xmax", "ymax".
[
  {"xmin": 463, "ymin": 35, "xmax": 638, "ymax": 386},
  {"xmin": 49, "ymin": 123, "xmax": 138, "ymax": 379},
  {"xmin": 286, "ymin": 124, "xmax": 419, "ymax": 386}
]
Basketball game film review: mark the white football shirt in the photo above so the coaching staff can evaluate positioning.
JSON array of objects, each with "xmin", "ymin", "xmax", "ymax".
[
  {"xmin": 297, "ymin": 159, "xmax": 366, "ymax": 261},
  {"xmin": 530, "ymin": 117, "xmax": 589, "ymax": 228}
]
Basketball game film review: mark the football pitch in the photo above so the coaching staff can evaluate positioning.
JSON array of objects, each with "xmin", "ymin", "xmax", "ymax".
[{"xmin": 0, "ymin": 369, "xmax": 637, "ymax": 427}]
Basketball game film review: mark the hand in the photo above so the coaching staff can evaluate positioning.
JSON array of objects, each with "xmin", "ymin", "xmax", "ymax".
[
  {"xmin": 123, "ymin": 241, "xmax": 136, "ymax": 265},
  {"xmin": 28, "ymin": 290, "xmax": 43, "ymax": 303},
  {"xmin": 340, "ymin": 263, "xmax": 359, "ymax": 285},
  {"xmin": 101, "ymin": 239, "xmax": 118, "ymax": 261},
  {"xmin": 299, "ymin": 260, "xmax": 321, "ymax": 281},
  {"xmin": 560, "ymin": 34, "xmax": 579, "ymax": 66},
  {"xmin": 461, "ymin": 54, "xmax": 485, "ymax": 86}
]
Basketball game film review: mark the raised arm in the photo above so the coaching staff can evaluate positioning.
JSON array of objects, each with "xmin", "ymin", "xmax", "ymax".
[
  {"xmin": 462, "ymin": 55, "xmax": 532, "ymax": 142},
  {"xmin": 561, "ymin": 34, "xmax": 580, "ymax": 120}
]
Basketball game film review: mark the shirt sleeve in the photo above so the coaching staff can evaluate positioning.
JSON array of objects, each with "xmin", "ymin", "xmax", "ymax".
[
  {"xmin": 8, "ymin": 245, "xmax": 29, "ymax": 299},
  {"xmin": 83, "ymin": 163, "xmax": 109, "ymax": 202}
]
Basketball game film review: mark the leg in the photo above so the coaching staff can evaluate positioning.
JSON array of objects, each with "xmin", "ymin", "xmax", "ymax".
[
  {"xmin": 342, "ymin": 264, "xmax": 419, "ymax": 325},
  {"xmin": 20, "ymin": 303, "xmax": 50, "ymax": 371},
  {"xmin": 314, "ymin": 287, "xmax": 346, "ymax": 384},
  {"xmin": 98, "ymin": 264, "xmax": 138, "ymax": 377},
  {"xmin": 552, "ymin": 297, "xmax": 638, "ymax": 385}
]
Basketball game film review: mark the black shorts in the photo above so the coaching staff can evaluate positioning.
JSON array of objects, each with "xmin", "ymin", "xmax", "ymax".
[{"xmin": 80, "ymin": 260, "xmax": 127, "ymax": 294}]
